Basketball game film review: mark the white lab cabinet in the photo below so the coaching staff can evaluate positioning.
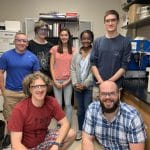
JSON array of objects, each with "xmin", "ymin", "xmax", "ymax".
[
  {"xmin": 0, "ymin": 30, "xmax": 16, "ymax": 54},
  {"xmin": 25, "ymin": 18, "xmax": 38, "ymax": 40}
]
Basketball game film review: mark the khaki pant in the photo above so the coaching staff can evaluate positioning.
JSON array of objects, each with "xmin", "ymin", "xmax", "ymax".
[{"xmin": 2, "ymin": 89, "xmax": 26, "ymax": 121}]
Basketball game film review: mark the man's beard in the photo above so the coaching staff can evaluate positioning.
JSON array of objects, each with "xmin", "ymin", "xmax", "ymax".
[{"xmin": 100, "ymin": 100, "xmax": 119, "ymax": 113}]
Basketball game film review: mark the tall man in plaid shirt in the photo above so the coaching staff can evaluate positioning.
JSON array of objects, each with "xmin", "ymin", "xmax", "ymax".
[{"xmin": 82, "ymin": 80, "xmax": 146, "ymax": 150}]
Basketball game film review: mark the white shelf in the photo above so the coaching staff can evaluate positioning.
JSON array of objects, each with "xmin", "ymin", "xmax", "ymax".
[{"xmin": 122, "ymin": 16, "xmax": 150, "ymax": 29}]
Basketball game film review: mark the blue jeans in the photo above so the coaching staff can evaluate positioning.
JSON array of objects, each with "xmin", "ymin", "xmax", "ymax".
[
  {"xmin": 74, "ymin": 89, "xmax": 92, "ymax": 130},
  {"xmin": 53, "ymin": 81, "xmax": 72, "ymax": 123}
]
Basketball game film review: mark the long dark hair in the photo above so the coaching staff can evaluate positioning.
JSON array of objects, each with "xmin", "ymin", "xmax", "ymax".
[{"xmin": 57, "ymin": 28, "xmax": 73, "ymax": 54}]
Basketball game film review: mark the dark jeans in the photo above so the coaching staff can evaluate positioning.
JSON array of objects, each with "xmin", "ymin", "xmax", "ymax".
[{"xmin": 74, "ymin": 89, "xmax": 92, "ymax": 130}]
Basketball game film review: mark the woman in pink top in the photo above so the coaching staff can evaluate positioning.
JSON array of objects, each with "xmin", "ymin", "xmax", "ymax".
[{"xmin": 50, "ymin": 28, "xmax": 75, "ymax": 124}]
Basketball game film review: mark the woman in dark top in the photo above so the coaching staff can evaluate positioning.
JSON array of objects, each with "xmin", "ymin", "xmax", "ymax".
[{"xmin": 27, "ymin": 20, "xmax": 53, "ymax": 78}]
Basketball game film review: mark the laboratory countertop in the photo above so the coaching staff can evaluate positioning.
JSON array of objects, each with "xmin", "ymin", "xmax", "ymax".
[{"xmin": 123, "ymin": 78, "xmax": 150, "ymax": 105}]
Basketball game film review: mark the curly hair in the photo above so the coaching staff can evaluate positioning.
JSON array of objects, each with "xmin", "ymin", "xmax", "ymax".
[{"xmin": 23, "ymin": 72, "xmax": 51, "ymax": 96}]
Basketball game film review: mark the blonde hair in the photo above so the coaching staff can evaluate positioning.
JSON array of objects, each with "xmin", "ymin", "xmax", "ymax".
[
  {"xmin": 23, "ymin": 72, "xmax": 51, "ymax": 96},
  {"xmin": 34, "ymin": 20, "xmax": 49, "ymax": 33},
  {"xmin": 15, "ymin": 32, "xmax": 27, "ymax": 39}
]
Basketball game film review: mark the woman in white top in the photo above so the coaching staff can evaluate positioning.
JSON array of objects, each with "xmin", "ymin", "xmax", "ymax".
[{"xmin": 71, "ymin": 30, "xmax": 94, "ymax": 140}]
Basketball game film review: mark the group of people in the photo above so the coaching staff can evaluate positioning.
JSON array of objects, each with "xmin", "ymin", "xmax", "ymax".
[{"xmin": 0, "ymin": 9, "xmax": 147, "ymax": 150}]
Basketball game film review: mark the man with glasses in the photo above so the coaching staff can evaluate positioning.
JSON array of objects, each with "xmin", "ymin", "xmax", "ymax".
[
  {"xmin": 0, "ymin": 32, "xmax": 40, "ymax": 148},
  {"xmin": 90, "ymin": 10, "xmax": 131, "ymax": 100},
  {"xmin": 82, "ymin": 80, "xmax": 146, "ymax": 150},
  {"xmin": 8, "ymin": 72, "xmax": 76, "ymax": 150}
]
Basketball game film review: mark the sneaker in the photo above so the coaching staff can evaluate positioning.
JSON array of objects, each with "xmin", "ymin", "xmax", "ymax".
[
  {"xmin": 2, "ymin": 134, "xmax": 10, "ymax": 149},
  {"xmin": 75, "ymin": 131, "xmax": 82, "ymax": 141}
]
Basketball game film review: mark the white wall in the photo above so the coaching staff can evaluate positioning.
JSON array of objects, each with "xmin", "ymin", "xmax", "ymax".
[{"xmin": 0, "ymin": 0, "xmax": 122, "ymax": 38}]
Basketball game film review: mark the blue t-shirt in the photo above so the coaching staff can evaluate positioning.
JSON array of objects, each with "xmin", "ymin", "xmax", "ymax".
[{"xmin": 0, "ymin": 49, "xmax": 40, "ymax": 91}]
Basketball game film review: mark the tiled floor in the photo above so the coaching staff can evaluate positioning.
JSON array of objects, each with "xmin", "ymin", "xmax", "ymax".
[{"xmin": 0, "ymin": 109, "xmax": 102, "ymax": 150}]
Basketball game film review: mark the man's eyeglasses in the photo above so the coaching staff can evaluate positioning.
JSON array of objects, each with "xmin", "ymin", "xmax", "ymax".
[
  {"xmin": 105, "ymin": 18, "xmax": 117, "ymax": 24},
  {"xmin": 30, "ymin": 84, "xmax": 47, "ymax": 90},
  {"xmin": 15, "ymin": 39, "xmax": 28, "ymax": 43},
  {"xmin": 100, "ymin": 91, "xmax": 118, "ymax": 98}
]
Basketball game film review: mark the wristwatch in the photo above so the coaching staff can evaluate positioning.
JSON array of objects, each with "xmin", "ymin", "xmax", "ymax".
[{"xmin": 52, "ymin": 142, "xmax": 63, "ymax": 148}]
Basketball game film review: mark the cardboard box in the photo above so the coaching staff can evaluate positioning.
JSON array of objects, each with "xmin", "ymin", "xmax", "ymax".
[
  {"xmin": 128, "ymin": 4, "xmax": 145, "ymax": 23},
  {"xmin": 139, "ymin": 5, "xmax": 150, "ymax": 19}
]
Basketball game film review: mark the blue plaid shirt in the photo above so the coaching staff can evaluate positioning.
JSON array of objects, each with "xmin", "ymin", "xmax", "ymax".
[{"xmin": 83, "ymin": 101, "xmax": 146, "ymax": 150}]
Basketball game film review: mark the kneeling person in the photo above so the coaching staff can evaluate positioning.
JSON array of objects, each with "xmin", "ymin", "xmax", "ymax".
[
  {"xmin": 82, "ymin": 80, "xmax": 146, "ymax": 150},
  {"xmin": 8, "ymin": 72, "xmax": 76, "ymax": 150}
]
